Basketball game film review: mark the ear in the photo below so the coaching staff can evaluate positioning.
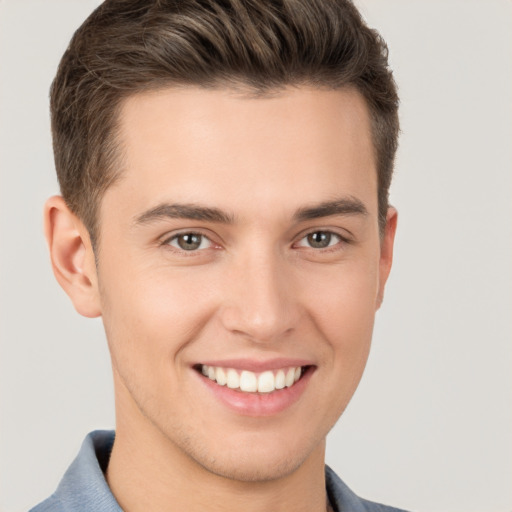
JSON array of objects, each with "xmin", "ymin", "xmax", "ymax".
[
  {"xmin": 376, "ymin": 207, "xmax": 398, "ymax": 310},
  {"xmin": 44, "ymin": 195, "xmax": 101, "ymax": 318}
]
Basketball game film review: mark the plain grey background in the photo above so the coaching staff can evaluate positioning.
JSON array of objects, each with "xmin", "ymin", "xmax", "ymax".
[{"xmin": 1, "ymin": 1, "xmax": 511, "ymax": 511}]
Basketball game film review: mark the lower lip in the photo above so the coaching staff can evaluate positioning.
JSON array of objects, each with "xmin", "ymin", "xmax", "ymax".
[{"xmin": 196, "ymin": 367, "xmax": 314, "ymax": 417}]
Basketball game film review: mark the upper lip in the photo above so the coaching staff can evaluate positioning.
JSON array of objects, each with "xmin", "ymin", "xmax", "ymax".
[{"xmin": 195, "ymin": 358, "xmax": 314, "ymax": 372}]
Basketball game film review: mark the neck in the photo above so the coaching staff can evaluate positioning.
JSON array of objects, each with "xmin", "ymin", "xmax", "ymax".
[{"xmin": 107, "ymin": 392, "xmax": 329, "ymax": 512}]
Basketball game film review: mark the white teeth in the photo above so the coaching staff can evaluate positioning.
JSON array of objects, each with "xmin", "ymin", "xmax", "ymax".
[
  {"xmin": 275, "ymin": 369, "xmax": 285, "ymax": 390},
  {"xmin": 257, "ymin": 371, "xmax": 275, "ymax": 393},
  {"xmin": 285, "ymin": 368, "xmax": 295, "ymax": 387},
  {"xmin": 200, "ymin": 365, "xmax": 305, "ymax": 393},
  {"xmin": 226, "ymin": 368, "xmax": 240, "ymax": 389},
  {"xmin": 240, "ymin": 371, "xmax": 258, "ymax": 392},
  {"xmin": 215, "ymin": 367, "xmax": 227, "ymax": 386}
]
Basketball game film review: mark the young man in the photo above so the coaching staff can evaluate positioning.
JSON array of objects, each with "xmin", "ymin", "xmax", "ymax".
[{"xmin": 32, "ymin": 1, "xmax": 404, "ymax": 511}]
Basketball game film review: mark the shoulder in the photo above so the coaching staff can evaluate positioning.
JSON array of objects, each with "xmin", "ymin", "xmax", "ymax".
[
  {"xmin": 29, "ymin": 494, "xmax": 63, "ymax": 512},
  {"xmin": 326, "ymin": 466, "xmax": 412, "ymax": 512}
]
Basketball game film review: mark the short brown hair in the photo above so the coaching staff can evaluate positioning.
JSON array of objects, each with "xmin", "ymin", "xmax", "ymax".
[{"xmin": 51, "ymin": 0, "xmax": 399, "ymax": 247}]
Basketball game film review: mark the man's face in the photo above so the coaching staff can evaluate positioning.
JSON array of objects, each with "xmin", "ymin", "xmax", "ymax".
[{"xmin": 94, "ymin": 86, "xmax": 395, "ymax": 481}]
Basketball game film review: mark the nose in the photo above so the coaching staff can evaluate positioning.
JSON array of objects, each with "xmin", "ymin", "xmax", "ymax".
[{"xmin": 219, "ymin": 248, "xmax": 301, "ymax": 344}]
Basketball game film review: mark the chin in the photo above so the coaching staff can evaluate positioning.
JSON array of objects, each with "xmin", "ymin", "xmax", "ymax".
[
  {"xmin": 194, "ymin": 447, "xmax": 308, "ymax": 483},
  {"xmin": 165, "ymin": 425, "xmax": 325, "ymax": 483}
]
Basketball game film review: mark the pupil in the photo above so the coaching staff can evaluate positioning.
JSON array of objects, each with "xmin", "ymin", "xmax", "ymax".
[
  {"xmin": 178, "ymin": 233, "xmax": 201, "ymax": 250},
  {"xmin": 308, "ymin": 232, "xmax": 330, "ymax": 248}
]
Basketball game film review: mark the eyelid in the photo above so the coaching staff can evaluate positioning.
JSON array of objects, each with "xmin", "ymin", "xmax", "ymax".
[
  {"xmin": 160, "ymin": 229, "xmax": 219, "ymax": 251},
  {"xmin": 298, "ymin": 231, "xmax": 339, "ymax": 244},
  {"xmin": 293, "ymin": 228, "xmax": 351, "ymax": 250},
  {"xmin": 296, "ymin": 227, "xmax": 350, "ymax": 241}
]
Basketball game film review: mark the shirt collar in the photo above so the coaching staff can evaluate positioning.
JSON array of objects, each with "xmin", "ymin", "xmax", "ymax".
[{"xmin": 52, "ymin": 430, "xmax": 122, "ymax": 512}]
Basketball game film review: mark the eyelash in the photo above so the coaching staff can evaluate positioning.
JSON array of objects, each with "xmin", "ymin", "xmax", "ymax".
[
  {"xmin": 162, "ymin": 231, "xmax": 217, "ymax": 253},
  {"xmin": 295, "ymin": 230, "xmax": 346, "ymax": 251},
  {"xmin": 160, "ymin": 229, "xmax": 350, "ymax": 255}
]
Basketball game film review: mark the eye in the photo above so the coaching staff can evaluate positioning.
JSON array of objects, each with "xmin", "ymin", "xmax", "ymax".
[
  {"xmin": 166, "ymin": 232, "xmax": 212, "ymax": 251},
  {"xmin": 296, "ymin": 231, "xmax": 342, "ymax": 249}
]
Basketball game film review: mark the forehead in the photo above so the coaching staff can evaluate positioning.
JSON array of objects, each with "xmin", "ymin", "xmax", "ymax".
[{"xmin": 107, "ymin": 85, "xmax": 377, "ymax": 223}]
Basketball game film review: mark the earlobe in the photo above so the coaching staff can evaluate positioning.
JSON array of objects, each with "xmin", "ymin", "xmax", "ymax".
[
  {"xmin": 44, "ymin": 195, "xmax": 102, "ymax": 318},
  {"xmin": 376, "ymin": 207, "xmax": 398, "ymax": 310}
]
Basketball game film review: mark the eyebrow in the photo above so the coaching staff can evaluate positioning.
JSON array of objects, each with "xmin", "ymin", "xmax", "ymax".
[
  {"xmin": 134, "ymin": 203, "xmax": 235, "ymax": 225},
  {"xmin": 292, "ymin": 196, "xmax": 368, "ymax": 221},
  {"xmin": 134, "ymin": 196, "xmax": 367, "ymax": 226}
]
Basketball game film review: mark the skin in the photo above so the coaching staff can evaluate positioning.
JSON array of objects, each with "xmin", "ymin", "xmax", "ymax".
[{"xmin": 45, "ymin": 85, "xmax": 397, "ymax": 512}]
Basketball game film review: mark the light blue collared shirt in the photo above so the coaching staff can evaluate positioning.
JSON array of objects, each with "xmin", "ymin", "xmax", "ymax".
[{"xmin": 30, "ymin": 430, "xmax": 409, "ymax": 512}]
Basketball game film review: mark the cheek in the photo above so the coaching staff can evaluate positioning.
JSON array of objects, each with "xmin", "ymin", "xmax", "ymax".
[
  {"xmin": 98, "ymin": 260, "xmax": 217, "ymax": 380},
  {"xmin": 302, "ymin": 259, "xmax": 379, "ymax": 358},
  {"xmin": 289, "ymin": 260, "xmax": 379, "ymax": 427}
]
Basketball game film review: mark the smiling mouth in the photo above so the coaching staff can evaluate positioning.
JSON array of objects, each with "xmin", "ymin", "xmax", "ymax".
[{"xmin": 194, "ymin": 364, "xmax": 312, "ymax": 394}]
